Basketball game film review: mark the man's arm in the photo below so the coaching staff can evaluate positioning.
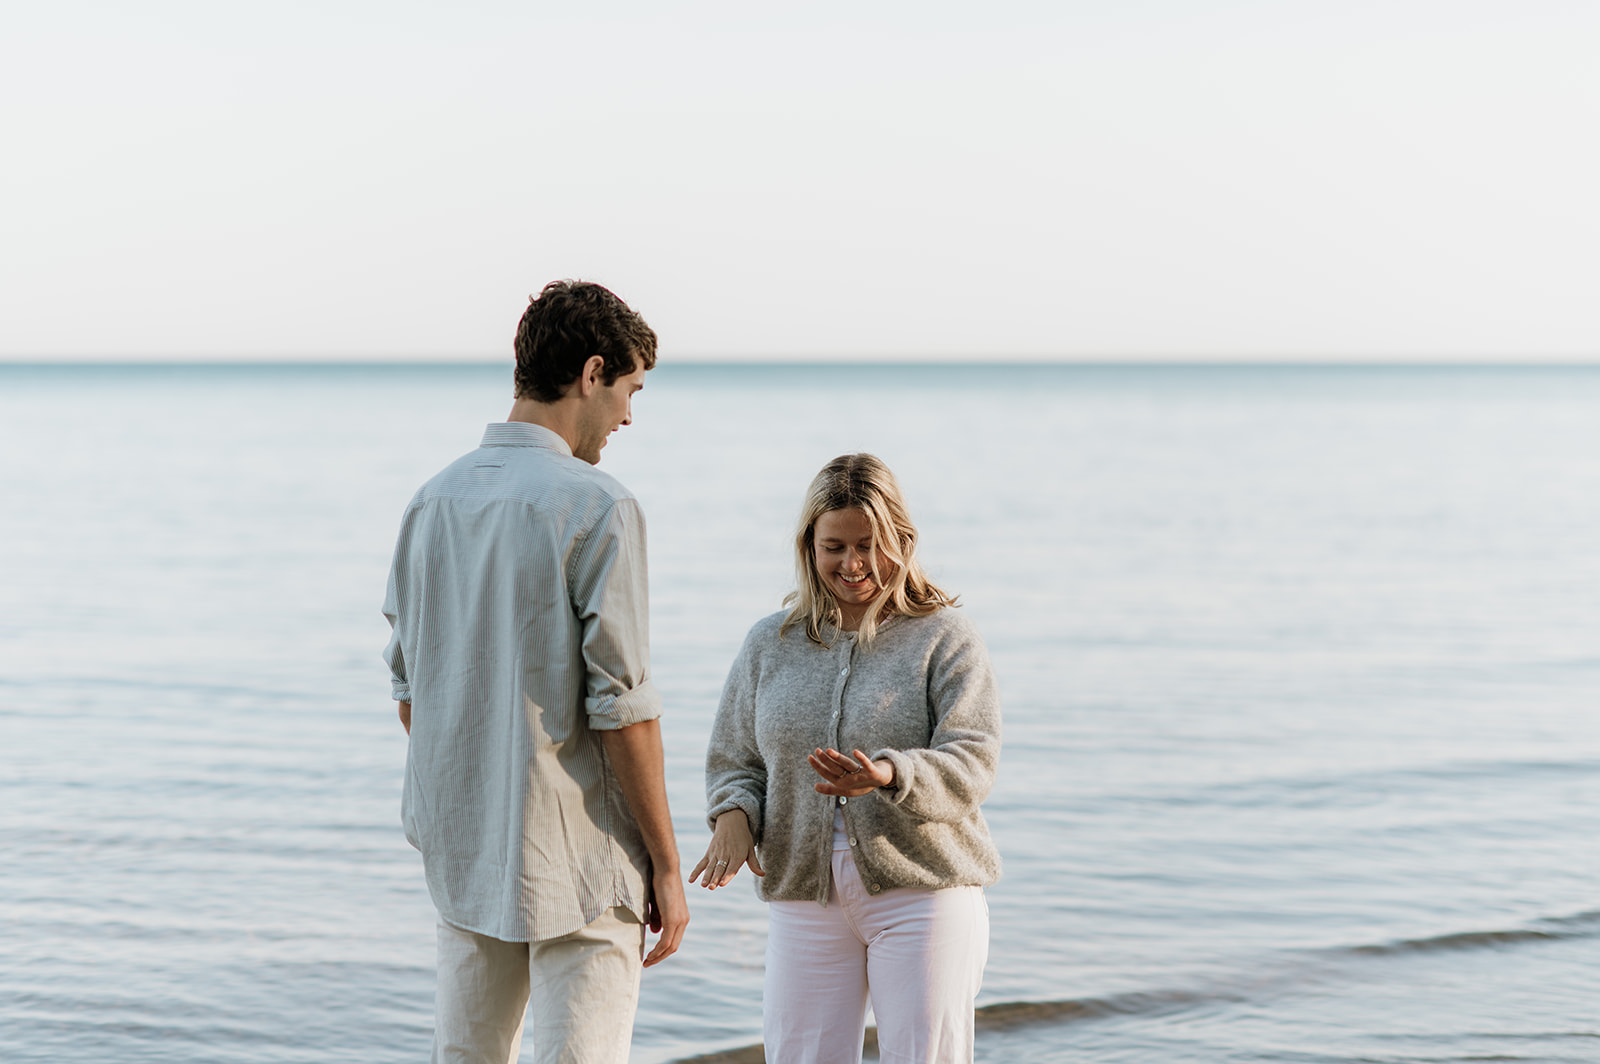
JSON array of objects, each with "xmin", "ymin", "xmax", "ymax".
[
  {"xmin": 398, "ymin": 701, "xmax": 411, "ymax": 734},
  {"xmin": 599, "ymin": 718, "xmax": 688, "ymax": 967},
  {"xmin": 575, "ymin": 499, "xmax": 686, "ymax": 964}
]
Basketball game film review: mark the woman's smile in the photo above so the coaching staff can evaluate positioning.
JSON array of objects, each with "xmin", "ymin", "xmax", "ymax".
[{"xmin": 813, "ymin": 508, "xmax": 894, "ymax": 624}]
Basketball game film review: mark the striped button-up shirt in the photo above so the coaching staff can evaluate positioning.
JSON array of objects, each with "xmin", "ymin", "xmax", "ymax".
[{"xmin": 383, "ymin": 422, "xmax": 662, "ymax": 942}]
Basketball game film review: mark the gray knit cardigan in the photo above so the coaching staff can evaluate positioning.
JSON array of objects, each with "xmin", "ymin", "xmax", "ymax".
[{"xmin": 705, "ymin": 607, "xmax": 1002, "ymax": 905}]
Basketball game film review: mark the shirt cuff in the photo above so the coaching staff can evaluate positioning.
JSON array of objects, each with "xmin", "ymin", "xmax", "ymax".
[{"xmin": 586, "ymin": 678, "xmax": 663, "ymax": 731}]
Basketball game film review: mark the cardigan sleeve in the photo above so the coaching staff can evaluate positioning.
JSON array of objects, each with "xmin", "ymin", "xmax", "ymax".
[
  {"xmin": 872, "ymin": 616, "xmax": 1001, "ymax": 823},
  {"xmin": 705, "ymin": 626, "xmax": 768, "ymax": 842}
]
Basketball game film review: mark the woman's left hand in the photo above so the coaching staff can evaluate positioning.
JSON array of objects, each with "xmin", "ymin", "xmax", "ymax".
[{"xmin": 809, "ymin": 747, "xmax": 895, "ymax": 797}]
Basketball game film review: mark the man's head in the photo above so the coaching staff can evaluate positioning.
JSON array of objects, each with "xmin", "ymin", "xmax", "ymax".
[
  {"xmin": 513, "ymin": 280, "xmax": 657, "ymax": 404},
  {"xmin": 511, "ymin": 281, "xmax": 657, "ymax": 464}
]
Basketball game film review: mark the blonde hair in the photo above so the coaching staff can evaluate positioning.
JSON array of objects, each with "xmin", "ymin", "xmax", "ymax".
[{"xmin": 782, "ymin": 453, "xmax": 958, "ymax": 646}]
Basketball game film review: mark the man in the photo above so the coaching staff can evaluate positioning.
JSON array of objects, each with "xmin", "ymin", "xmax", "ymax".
[{"xmin": 382, "ymin": 280, "xmax": 688, "ymax": 1064}]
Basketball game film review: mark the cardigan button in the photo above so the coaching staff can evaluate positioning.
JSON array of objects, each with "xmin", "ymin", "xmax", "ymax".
[
  {"xmin": 849, "ymin": 837, "xmax": 858, "ymax": 846},
  {"xmin": 869, "ymin": 883, "xmax": 880, "ymax": 893}
]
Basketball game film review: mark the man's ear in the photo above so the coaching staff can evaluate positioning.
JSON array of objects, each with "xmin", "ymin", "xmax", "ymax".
[{"xmin": 578, "ymin": 354, "xmax": 606, "ymax": 396}]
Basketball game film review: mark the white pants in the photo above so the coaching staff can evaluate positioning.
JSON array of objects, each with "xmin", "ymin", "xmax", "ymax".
[
  {"xmin": 432, "ymin": 908, "xmax": 644, "ymax": 1064},
  {"xmin": 764, "ymin": 825, "xmax": 989, "ymax": 1064}
]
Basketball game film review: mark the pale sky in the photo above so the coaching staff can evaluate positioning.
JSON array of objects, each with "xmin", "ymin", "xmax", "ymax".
[{"xmin": 3, "ymin": 1, "xmax": 1597, "ymax": 361}]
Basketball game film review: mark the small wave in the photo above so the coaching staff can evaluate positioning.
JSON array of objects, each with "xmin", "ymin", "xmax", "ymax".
[
  {"xmin": 671, "ymin": 1044, "xmax": 765, "ymax": 1064},
  {"xmin": 669, "ymin": 913, "xmax": 1600, "ymax": 1063},
  {"xmin": 1106, "ymin": 757, "xmax": 1600, "ymax": 813},
  {"xmin": 669, "ymin": 987, "xmax": 1245, "ymax": 1062},
  {"xmin": 1344, "ymin": 910, "xmax": 1600, "ymax": 957},
  {"xmin": 972, "ymin": 986, "xmax": 1248, "ymax": 1030}
]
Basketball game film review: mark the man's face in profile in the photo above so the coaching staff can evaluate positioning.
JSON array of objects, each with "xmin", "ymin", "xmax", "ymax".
[{"xmin": 573, "ymin": 357, "xmax": 645, "ymax": 464}]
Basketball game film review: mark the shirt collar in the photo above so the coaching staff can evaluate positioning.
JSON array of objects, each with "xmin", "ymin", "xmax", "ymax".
[{"xmin": 480, "ymin": 421, "xmax": 573, "ymax": 457}]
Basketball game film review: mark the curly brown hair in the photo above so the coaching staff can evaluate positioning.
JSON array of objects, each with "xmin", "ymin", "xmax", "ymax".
[{"xmin": 513, "ymin": 280, "xmax": 657, "ymax": 402}]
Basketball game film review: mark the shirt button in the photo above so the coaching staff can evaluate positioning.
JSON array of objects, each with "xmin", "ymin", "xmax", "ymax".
[{"xmin": 839, "ymin": 796, "xmax": 848, "ymax": 805}]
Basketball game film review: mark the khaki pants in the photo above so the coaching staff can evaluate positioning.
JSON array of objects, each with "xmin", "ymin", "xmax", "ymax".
[{"xmin": 432, "ymin": 908, "xmax": 645, "ymax": 1064}]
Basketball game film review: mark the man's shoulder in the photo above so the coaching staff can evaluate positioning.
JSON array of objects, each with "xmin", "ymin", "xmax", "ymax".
[
  {"xmin": 412, "ymin": 443, "xmax": 638, "ymax": 514},
  {"xmin": 504, "ymin": 449, "xmax": 637, "ymax": 510},
  {"xmin": 557, "ymin": 458, "xmax": 637, "ymax": 506}
]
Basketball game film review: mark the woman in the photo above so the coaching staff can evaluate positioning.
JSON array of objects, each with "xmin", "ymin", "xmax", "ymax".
[{"xmin": 691, "ymin": 453, "xmax": 1001, "ymax": 1064}]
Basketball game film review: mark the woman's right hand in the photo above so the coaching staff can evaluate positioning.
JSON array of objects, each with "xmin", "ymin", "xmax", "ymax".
[{"xmin": 689, "ymin": 809, "xmax": 765, "ymax": 889}]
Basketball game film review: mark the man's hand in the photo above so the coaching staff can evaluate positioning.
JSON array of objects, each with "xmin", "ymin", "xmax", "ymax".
[
  {"xmin": 644, "ymin": 866, "xmax": 689, "ymax": 967},
  {"xmin": 599, "ymin": 719, "xmax": 689, "ymax": 967}
]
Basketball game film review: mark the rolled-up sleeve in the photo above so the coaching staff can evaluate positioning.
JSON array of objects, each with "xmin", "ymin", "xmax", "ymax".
[
  {"xmin": 572, "ymin": 498, "xmax": 662, "ymax": 731},
  {"xmin": 382, "ymin": 539, "xmax": 411, "ymax": 703}
]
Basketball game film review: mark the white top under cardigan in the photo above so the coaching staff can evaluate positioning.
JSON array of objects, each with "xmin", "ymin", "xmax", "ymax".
[{"xmin": 706, "ymin": 607, "xmax": 1002, "ymax": 905}]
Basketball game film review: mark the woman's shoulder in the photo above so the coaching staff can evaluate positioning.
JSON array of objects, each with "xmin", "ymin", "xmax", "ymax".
[
  {"xmin": 892, "ymin": 605, "xmax": 985, "ymax": 644},
  {"xmin": 735, "ymin": 609, "xmax": 803, "ymax": 656},
  {"xmin": 728, "ymin": 610, "xmax": 845, "ymax": 680},
  {"xmin": 876, "ymin": 608, "xmax": 991, "ymax": 670},
  {"xmin": 744, "ymin": 608, "xmax": 790, "ymax": 640}
]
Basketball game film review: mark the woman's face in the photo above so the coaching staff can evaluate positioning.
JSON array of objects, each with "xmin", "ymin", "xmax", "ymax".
[{"xmin": 813, "ymin": 508, "xmax": 895, "ymax": 624}]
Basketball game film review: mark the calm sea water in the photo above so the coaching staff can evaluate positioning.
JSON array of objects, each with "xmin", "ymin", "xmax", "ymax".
[{"xmin": 1, "ymin": 363, "xmax": 1597, "ymax": 1063}]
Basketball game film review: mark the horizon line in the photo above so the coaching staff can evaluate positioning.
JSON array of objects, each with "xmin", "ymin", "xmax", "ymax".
[{"xmin": 3, "ymin": 355, "xmax": 1600, "ymax": 369}]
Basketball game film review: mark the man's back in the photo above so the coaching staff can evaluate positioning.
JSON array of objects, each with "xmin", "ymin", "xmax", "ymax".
[
  {"xmin": 382, "ymin": 280, "xmax": 684, "ymax": 1064},
  {"xmin": 384, "ymin": 421, "xmax": 660, "ymax": 942}
]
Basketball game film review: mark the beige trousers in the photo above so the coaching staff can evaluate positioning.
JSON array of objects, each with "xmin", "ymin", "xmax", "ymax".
[{"xmin": 432, "ymin": 908, "xmax": 645, "ymax": 1064}]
